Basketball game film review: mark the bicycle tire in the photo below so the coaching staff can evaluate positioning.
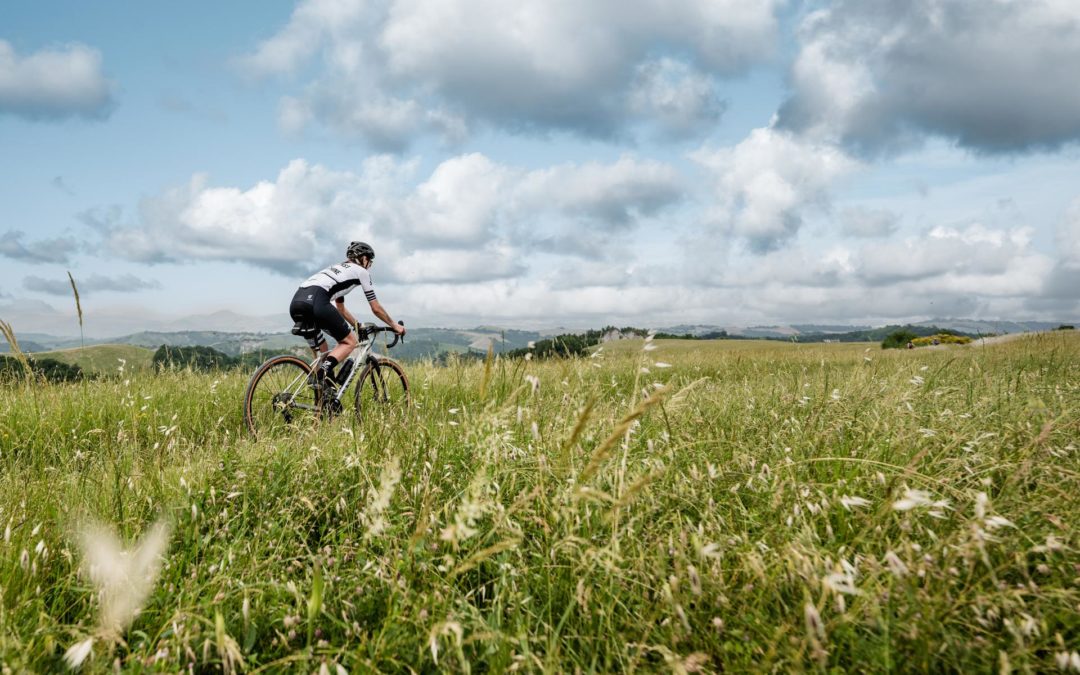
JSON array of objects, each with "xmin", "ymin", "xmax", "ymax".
[
  {"xmin": 353, "ymin": 357, "xmax": 410, "ymax": 423},
  {"xmin": 244, "ymin": 355, "xmax": 319, "ymax": 437}
]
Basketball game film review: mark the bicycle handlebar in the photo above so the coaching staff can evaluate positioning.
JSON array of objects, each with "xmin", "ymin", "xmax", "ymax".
[{"xmin": 359, "ymin": 320, "xmax": 405, "ymax": 349}]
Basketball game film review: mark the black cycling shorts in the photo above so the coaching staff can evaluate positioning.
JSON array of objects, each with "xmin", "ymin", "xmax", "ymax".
[{"xmin": 290, "ymin": 286, "xmax": 351, "ymax": 344}]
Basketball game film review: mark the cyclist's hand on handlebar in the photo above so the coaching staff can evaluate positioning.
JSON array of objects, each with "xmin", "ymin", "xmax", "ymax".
[{"xmin": 393, "ymin": 321, "xmax": 406, "ymax": 337}]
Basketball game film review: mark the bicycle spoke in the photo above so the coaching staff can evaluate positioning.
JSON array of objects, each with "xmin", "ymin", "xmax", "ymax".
[
  {"xmin": 244, "ymin": 356, "xmax": 319, "ymax": 437},
  {"xmin": 354, "ymin": 358, "xmax": 410, "ymax": 424}
]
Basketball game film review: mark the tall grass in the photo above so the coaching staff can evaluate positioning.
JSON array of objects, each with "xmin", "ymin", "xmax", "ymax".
[{"xmin": 0, "ymin": 334, "xmax": 1077, "ymax": 671}]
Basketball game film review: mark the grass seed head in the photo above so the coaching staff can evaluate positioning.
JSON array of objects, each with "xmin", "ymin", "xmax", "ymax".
[{"xmin": 77, "ymin": 519, "xmax": 171, "ymax": 634}]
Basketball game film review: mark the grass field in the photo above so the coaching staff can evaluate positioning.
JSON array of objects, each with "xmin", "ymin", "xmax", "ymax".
[
  {"xmin": 1, "ymin": 333, "xmax": 1078, "ymax": 672},
  {"xmin": 31, "ymin": 344, "xmax": 156, "ymax": 374}
]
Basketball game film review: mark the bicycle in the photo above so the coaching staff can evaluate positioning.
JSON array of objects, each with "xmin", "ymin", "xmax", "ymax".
[{"xmin": 243, "ymin": 321, "xmax": 409, "ymax": 437}]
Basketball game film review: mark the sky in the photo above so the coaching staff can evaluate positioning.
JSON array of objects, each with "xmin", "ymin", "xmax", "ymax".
[{"xmin": 1, "ymin": 0, "xmax": 1079, "ymax": 337}]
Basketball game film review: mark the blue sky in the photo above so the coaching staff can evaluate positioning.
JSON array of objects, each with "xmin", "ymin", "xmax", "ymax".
[{"xmin": 2, "ymin": 0, "xmax": 1078, "ymax": 336}]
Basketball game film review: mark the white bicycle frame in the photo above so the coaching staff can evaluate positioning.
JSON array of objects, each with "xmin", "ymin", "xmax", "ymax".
[
  {"xmin": 274, "ymin": 324, "xmax": 388, "ymax": 413},
  {"xmin": 308, "ymin": 323, "xmax": 386, "ymax": 403}
]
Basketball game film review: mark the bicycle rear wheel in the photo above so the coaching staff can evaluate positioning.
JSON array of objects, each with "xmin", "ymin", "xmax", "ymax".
[
  {"xmin": 244, "ymin": 355, "xmax": 319, "ymax": 437},
  {"xmin": 354, "ymin": 357, "xmax": 410, "ymax": 423}
]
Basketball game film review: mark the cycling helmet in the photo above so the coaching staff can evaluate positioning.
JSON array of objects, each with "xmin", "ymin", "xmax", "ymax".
[{"xmin": 346, "ymin": 241, "xmax": 375, "ymax": 262}]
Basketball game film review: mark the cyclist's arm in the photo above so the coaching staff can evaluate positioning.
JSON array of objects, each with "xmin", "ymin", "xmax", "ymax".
[
  {"xmin": 334, "ymin": 298, "xmax": 359, "ymax": 327},
  {"xmin": 369, "ymin": 299, "xmax": 405, "ymax": 335}
]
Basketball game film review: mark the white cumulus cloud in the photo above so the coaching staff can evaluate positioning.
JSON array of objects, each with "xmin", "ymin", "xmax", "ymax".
[
  {"xmin": 238, "ymin": 0, "xmax": 781, "ymax": 146},
  {"xmin": 0, "ymin": 40, "xmax": 113, "ymax": 120},
  {"xmin": 94, "ymin": 154, "xmax": 685, "ymax": 283},
  {"xmin": 778, "ymin": 0, "xmax": 1080, "ymax": 154},
  {"xmin": 692, "ymin": 127, "xmax": 858, "ymax": 251}
]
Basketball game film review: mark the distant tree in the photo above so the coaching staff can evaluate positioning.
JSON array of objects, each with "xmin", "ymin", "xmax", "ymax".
[
  {"xmin": 1057, "ymin": 324, "xmax": 1075, "ymax": 331},
  {"xmin": 507, "ymin": 333, "xmax": 593, "ymax": 359},
  {"xmin": 153, "ymin": 345, "xmax": 234, "ymax": 370},
  {"xmin": 0, "ymin": 355, "xmax": 86, "ymax": 383},
  {"xmin": 881, "ymin": 329, "xmax": 919, "ymax": 350}
]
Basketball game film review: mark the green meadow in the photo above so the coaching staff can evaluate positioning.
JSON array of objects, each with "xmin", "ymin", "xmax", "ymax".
[{"xmin": 1, "ymin": 333, "xmax": 1077, "ymax": 672}]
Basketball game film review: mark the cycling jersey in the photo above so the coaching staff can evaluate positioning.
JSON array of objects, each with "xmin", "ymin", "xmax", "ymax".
[{"xmin": 300, "ymin": 261, "xmax": 377, "ymax": 303}]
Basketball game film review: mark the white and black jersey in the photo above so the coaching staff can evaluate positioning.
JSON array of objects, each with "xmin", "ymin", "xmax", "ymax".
[{"xmin": 300, "ymin": 261, "xmax": 377, "ymax": 303}]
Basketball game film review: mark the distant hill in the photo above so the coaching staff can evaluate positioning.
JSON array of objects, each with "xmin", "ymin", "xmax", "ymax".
[
  {"xmin": 913, "ymin": 318, "xmax": 1066, "ymax": 335},
  {"xmin": 5, "ymin": 318, "xmax": 1076, "ymax": 362},
  {"xmin": 31, "ymin": 344, "xmax": 156, "ymax": 374}
]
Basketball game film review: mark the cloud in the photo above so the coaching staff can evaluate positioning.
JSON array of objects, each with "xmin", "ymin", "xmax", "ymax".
[
  {"xmin": 668, "ymin": 213, "xmax": 1075, "ymax": 323},
  {"xmin": 516, "ymin": 156, "xmax": 683, "ymax": 228},
  {"xmin": 629, "ymin": 58, "xmax": 727, "ymax": 139},
  {"xmin": 388, "ymin": 245, "xmax": 525, "ymax": 283},
  {"xmin": 692, "ymin": 127, "xmax": 857, "ymax": 251},
  {"xmin": 0, "ymin": 40, "xmax": 114, "ymax": 120},
  {"xmin": 1041, "ymin": 198, "xmax": 1080, "ymax": 308},
  {"xmin": 0, "ymin": 230, "xmax": 81, "ymax": 264},
  {"xmin": 1056, "ymin": 198, "xmax": 1080, "ymax": 269},
  {"xmin": 854, "ymin": 224, "xmax": 1045, "ymax": 290},
  {"xmin": 23, "ymin": 274, "xmax": 161, "ymax": 296},
  {"xmin": 238, "ymin": 0, "xmax": 781, "ymax": 146},
  {"xmin": 778, "ymin": 0, "xmax": 1080, "ymax": 154},
  {"xmin": 93, "ymin": 154, "xmax": 684, "ymax": 281},
  {"xmin": 840, "ymin": 207, "xmax": 898, "ymax": 238},
  {"xmin": 52, "ymin": 176, "xmax": 76, "ymax": 196}
]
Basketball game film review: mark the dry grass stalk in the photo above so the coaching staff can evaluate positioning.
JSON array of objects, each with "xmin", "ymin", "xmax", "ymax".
[
  {"xmin": 68, "ymin": 271, "xmax": 84, "ymax": 349},
  {"xmin": 0, "ymin": 318, "xmax": 34, "ymax": 380},
  {"xmin": 577, "ymin": 385, "xmax": 671, "ymax": 485}
]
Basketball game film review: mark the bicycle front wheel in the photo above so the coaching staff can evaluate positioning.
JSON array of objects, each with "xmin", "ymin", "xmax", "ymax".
[
  {"xmin": 244, "ymin": 355, "xmax": 318, "ymax": 437},
  {"xmin": 354, "ymin": 357, "xmax": 410, "ymax": 423}
]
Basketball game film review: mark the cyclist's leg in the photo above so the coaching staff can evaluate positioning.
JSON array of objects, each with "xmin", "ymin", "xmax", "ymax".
[
  {"xmin": 290, "ymin": 288, "xmax": 328, "ymax": 355},
  {"xmin": 312, "ymin": 295, "xmax": 356, "ymax": 369}
]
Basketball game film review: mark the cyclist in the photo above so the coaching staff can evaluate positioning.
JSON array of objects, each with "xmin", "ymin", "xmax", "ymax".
[{"xmin": 289, "ymin": 241, "xmax": 406, "ymax": 389}]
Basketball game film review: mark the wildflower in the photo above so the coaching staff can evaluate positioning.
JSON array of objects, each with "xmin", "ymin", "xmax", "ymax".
[
  {"xmin": 840, "ymin": 495, "xmax": 871, "ymax": 511},
  {"xmin": 883, "ymin": 551, "xmax": 908, "ymax": 578},
  {"xmin": 524, "ymin": 374, "xmax": 540, "ymax": 393},
  {"xmin": 361, "ymin": 457, "xmax": 401, "ymax": 539},
  {"xmin": 1034, "ymin": 535, "xmax": 1063, "ymax": 553},
  {"xmin": 804, "ymin": 602, "xmax": 825, "ymax": 640},
  {"xmin": 78, "ymin": 519, "xmax": 171, "ymax": 633},
  {"xmin": 428, "ymin": 621, "xmax": 463, "ymax": 665},
  {"xmin": 823, "ymin": 571, "xmax": 860, "ymax": 596},
  {"xmin": 654, "ymin": 362, "xmax": 672, "ymax": 369},
  {"xmin": 892, "ymin": 488, "xmax": 949, "ymax": 513},
  {"xmin": 64, "ymin": 637, "xmax": 95, "ymax": 669}
]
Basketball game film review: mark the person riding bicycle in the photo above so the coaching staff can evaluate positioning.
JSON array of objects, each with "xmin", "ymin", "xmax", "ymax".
[{"xmin": 289, "ymin": 241, "xmax": 406, "ymax": 390}]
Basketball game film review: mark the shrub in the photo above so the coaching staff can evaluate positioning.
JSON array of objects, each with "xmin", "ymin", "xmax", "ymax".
[
  {"xmin": 881, "ymin": 329, "xmax": 918, "ymax": 350},
  {"xmin": 912, "ymin": 334, "xmax": 973, "ymax": 347},
  {"xmin": 153, "ymin": 345, "xmax": 234, "ymax": 371},
  {"xmin": 0, "ymin": 355, "xmax": 86, "ymax": 383}
]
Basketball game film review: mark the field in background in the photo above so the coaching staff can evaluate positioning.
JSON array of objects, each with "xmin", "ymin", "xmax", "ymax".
[
  {"xmin": 1, "ymin": 333, "xmax": 1077, "ymax": 671},
  {"xmin": 32, "ymin": 344, "xmax": 156, "ymax": 374}
]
